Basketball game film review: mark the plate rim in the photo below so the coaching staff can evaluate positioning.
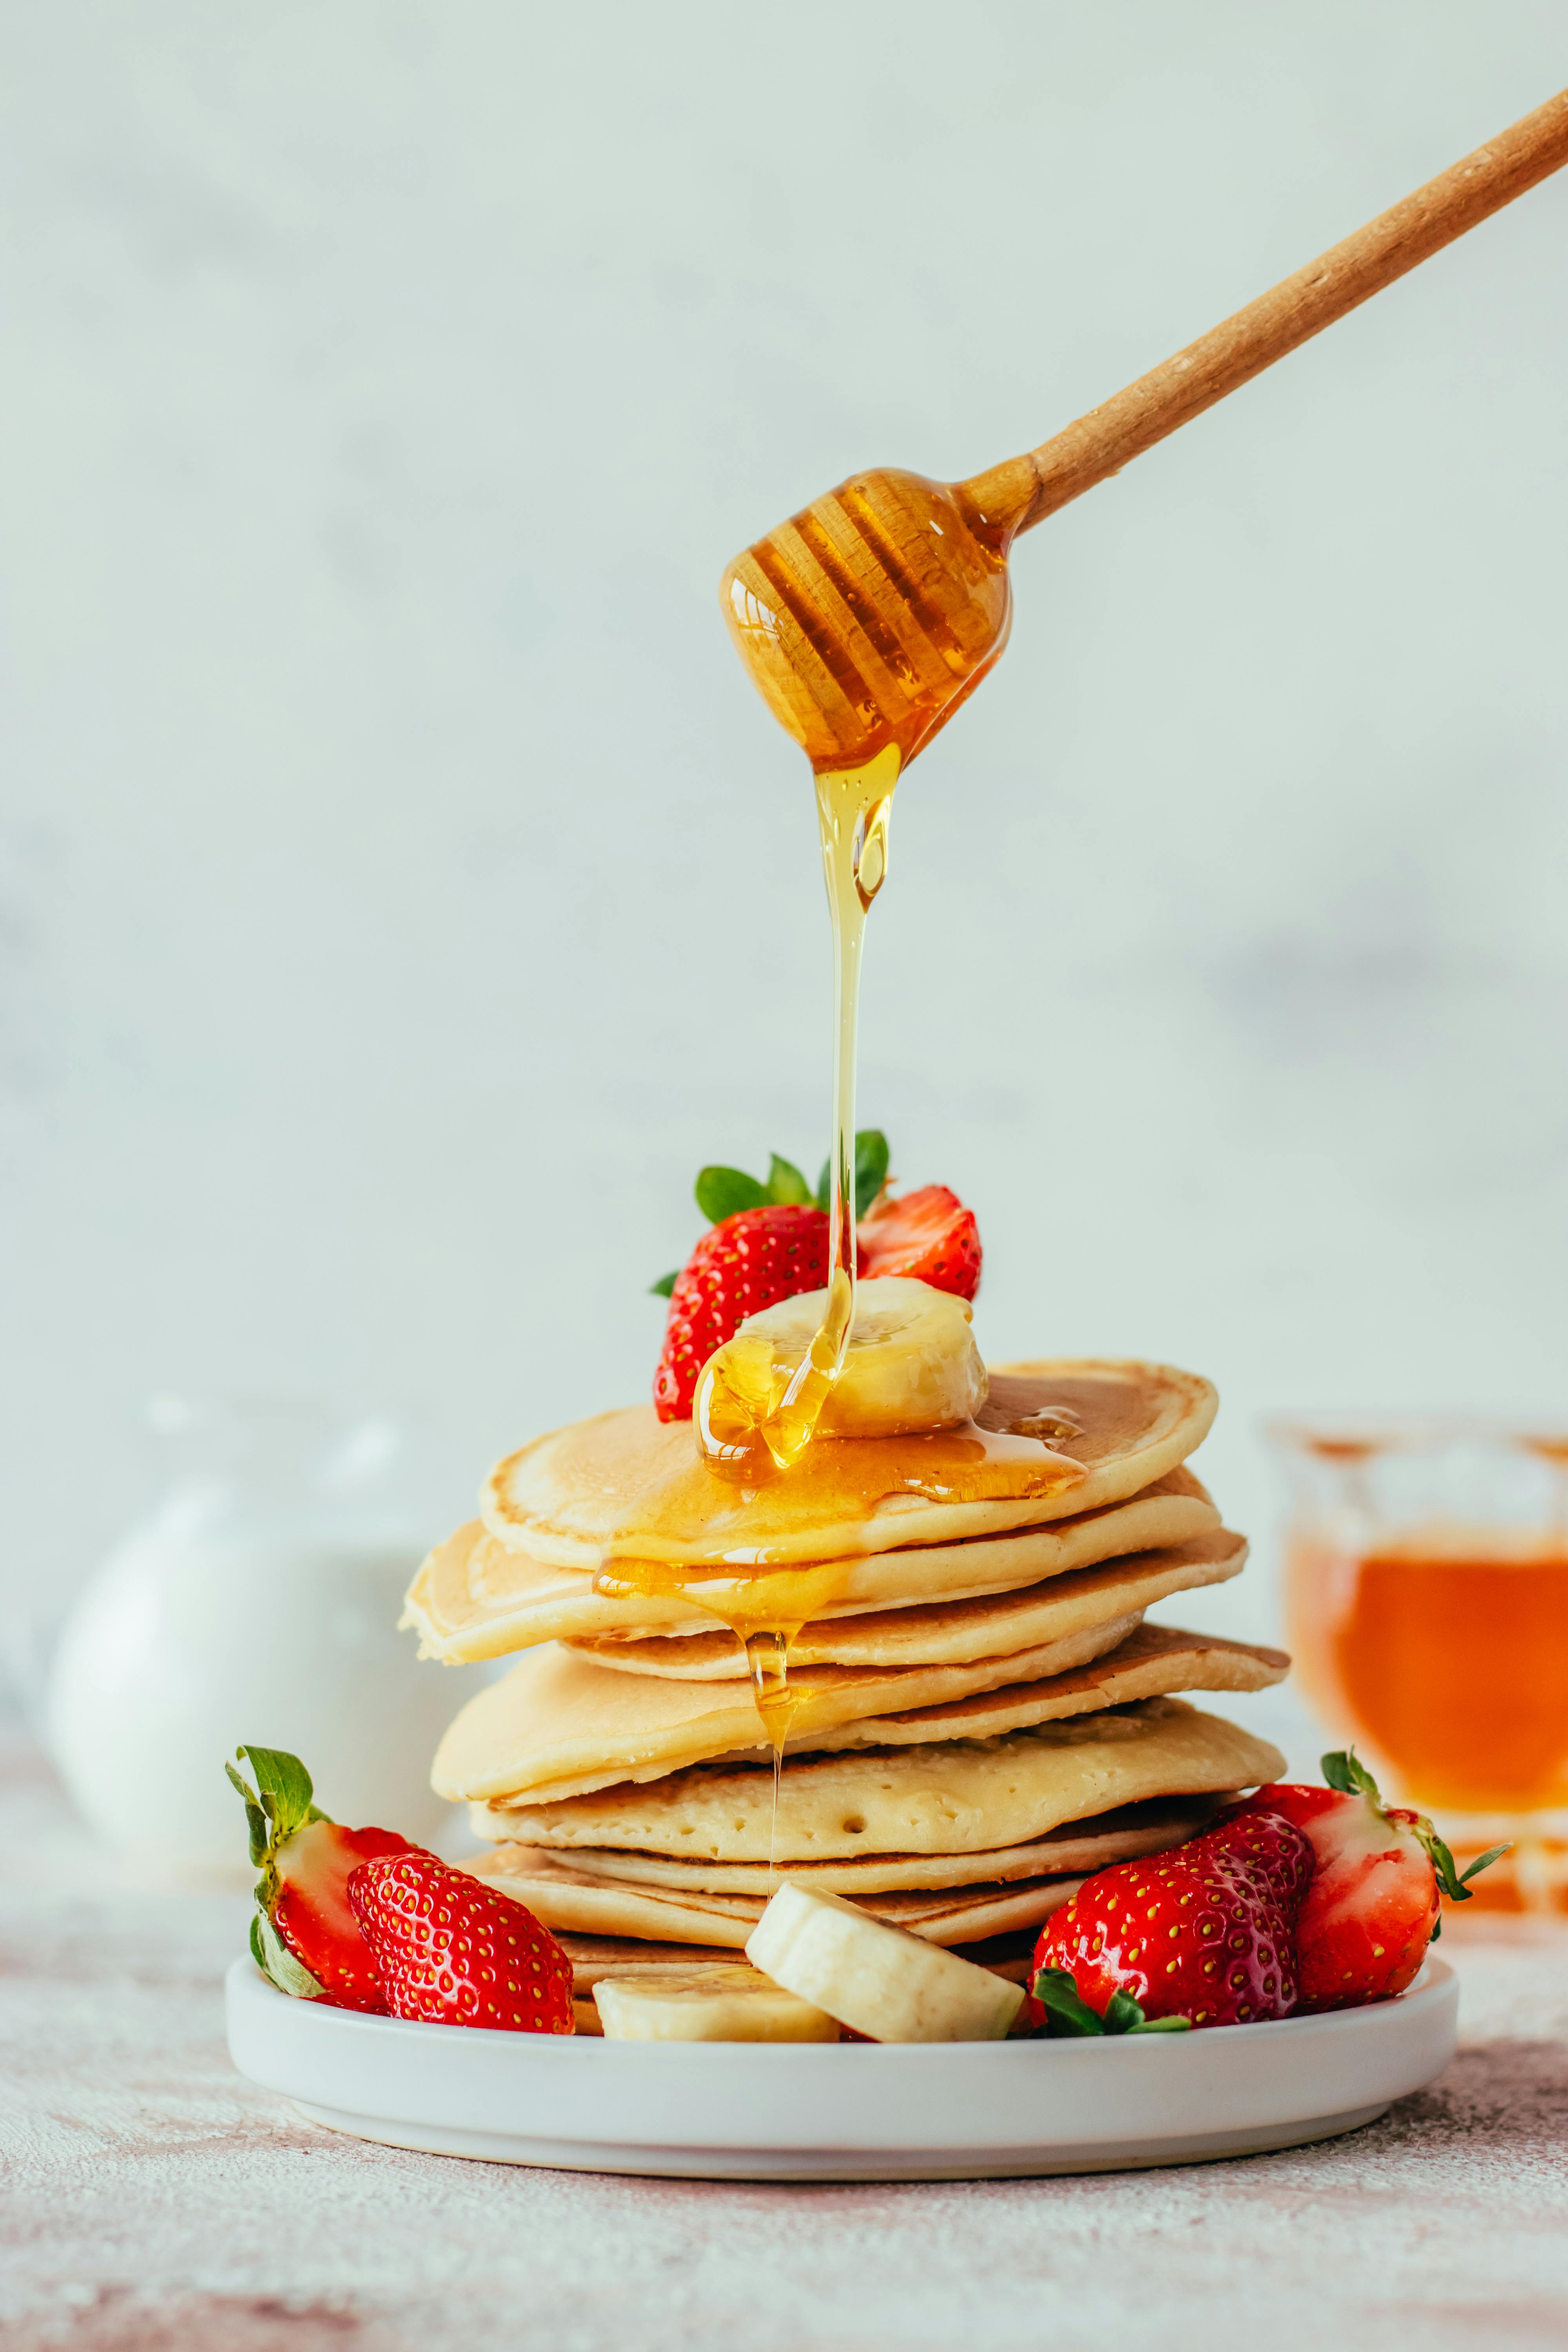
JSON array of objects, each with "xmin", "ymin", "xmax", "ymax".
[
  {"xmin": 226, "ymin": 1954, "xmax": 1457, "ymax": 2175},
  {"xmin": 226, "ymin": 1949, "xmax": 1452, "ymax": 2062}
]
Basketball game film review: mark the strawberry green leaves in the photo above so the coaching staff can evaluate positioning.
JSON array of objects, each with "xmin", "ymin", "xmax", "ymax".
[
  {"xmin": 765, "ymin": 1153, "xmax": 817, "ymax": 1207},
  {"xmin": 228, "ymin": 1744, "xmax": 334, "ymax": 2000},
  {"xmin": 652, "ymin": 1131, "xmax": 891, "ymax": 1295},
  {"xmin": 1030, "ymin": 1966, "xmax": 1192, "ymax": 2038},
  {"xmin": 227, "ymin": 1744, "xmax": 329, "ymax": 1866},
  {"xmin": 1434, "ymin": 1841, "xmax": 1512, "ymax": 1900},
  {"xmin": 249, "ymin": 1908, "xmax": 327, "ymax": 2000},
  {"xmin": 1320, "ymin": 1749, "xmax": 1384, "ymax": 1809},
  {"xmin": 1320, "ymin": 1749, "xmax": 1510, "ymax": 1909},
  {"xmin": 692, "ymin": 1132, "xmax": 887, "ymax": 1229},
  {"xmin": 693, "ymin": 1152, "xmax": 818, "ymax": 1225},
  {"xmin": 815, "ymin": 1129, "xmax": 890, "ymax": 1221},
  {"xmin": 693, "ymin": 1164, "xmax": 771, "ymax": 1222}
]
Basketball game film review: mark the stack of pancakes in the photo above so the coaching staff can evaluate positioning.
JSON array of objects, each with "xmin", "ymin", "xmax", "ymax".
[{"xmin": 406, "ymin": 1360, "xmax": 1287, "ymax": 2009}]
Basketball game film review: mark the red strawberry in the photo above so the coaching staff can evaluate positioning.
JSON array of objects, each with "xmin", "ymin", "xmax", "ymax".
[
  {"xmin": 347, "ymin": 1850, "xmax": 575, "ymax": 2034},
  {"xmin": 1030, "ymin": 1808, "xmax": 1314, "ymax": 2031},
  {"xmin": 228, "ymin": 1744, "xmax": 412, "ymax": 2012},
  {"xmin": 857, "ymin": 1184, "xmax": 982, "ymax": 1300},
  {"xmin": 655, "ymin": 1201, "xmax": 830, "ymax": 1421},
  {"xmin": 651, "ymin": 1136, "xmax": 984, "ymax": 1422},
  {"xmin": 1227, "ymin": 1752, "xmax": 1508, "ymax": 2013}
]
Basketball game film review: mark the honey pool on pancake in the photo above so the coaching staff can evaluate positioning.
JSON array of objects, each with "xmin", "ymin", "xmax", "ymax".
[{"xmin": 596, "ymin": 1423, "xmax": 1088, "ymax": 1762}]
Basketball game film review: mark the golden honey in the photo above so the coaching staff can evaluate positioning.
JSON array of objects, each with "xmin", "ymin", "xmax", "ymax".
[
  {"xmin": 612, "ymin": 468, "xmax": 1058, "ymax": 1780},
  {"xmin": 697, "ymin": 745, "xmax": 898, "ymax": 1480},
  {"xmin": 1288, "ymin": 1528, "xmax": 1568, "ymax": 1816},
  {"xmin": 720, "ymin": 468, "xmax": 1016, "ymax": 773},
  {"xmin": 596, "ymin": 1421, "xmax": 1087, "ymax": 1847}
]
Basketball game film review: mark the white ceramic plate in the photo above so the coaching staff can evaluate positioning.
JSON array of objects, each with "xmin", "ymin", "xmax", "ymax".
[{"xmin": 225, "ymin": 1956, "xmax": 1457, "ymax": 2180}]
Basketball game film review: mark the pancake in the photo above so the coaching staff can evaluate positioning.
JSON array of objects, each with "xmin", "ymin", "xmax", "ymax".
[
  {"xmin": 543, "ymin": 1931, "xmax": 753, "ymax": 1994},
  {"xmin": 432, "ymin": 1547, "xmax": 1256, "ymax": 1807},
  {"xmin": 572, "ymin": 1528, "xmax": 1248, "ymax": 1677},
  {"xmin": 466, "ymin": 1845, "xmax": 1087, "ymax": 1950},
  {"xmin": 476, "ymin": 1696, "xmax": 1284, "ymax": 1860},
  {"xmin": 708, "ymin": 1623, "xmax": 1288, "ymax": 1755},
  {"xmin": 573, "ymin": 1611, "xmax": 1143, "ymax": 1683},
  {"xmin": 480, "ymin": 1359, "xmax": 1216, "ymax": 1572},
  {"xmin": 404, "ymin": 1467, "xmax": 1220, "ymax": 1664},
  {"xmin": 510, "ymin": 1792, "xmax": 1222, "ymax": 1894}
]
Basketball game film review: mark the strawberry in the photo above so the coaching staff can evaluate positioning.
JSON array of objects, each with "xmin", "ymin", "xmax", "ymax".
[
  {"xmin": 227, "ymin": 1744, "xmax": 412, "ymax": 2012},
  {"xmin": 857, "ymin": 1183, "xmax": 982, "ymax": 1299},
  {"xmin": 651, "ymin": 1131, "xmax": 982, "ymax": 1420},
  {"xmin": 654, "ymin": 1202, "xmax": 831, "ymax": 1421},
  {"xmin": 1029, "ymin": 1808, "xmax": 1314, "ymax": 2031},
  {"xmin": 347, "ymin": 1850, "xmax": 575, "ymax": 2034},
  {"xmin": 1227, "ymin": 1752, "xmax": 1509, "ymax": 2013}
]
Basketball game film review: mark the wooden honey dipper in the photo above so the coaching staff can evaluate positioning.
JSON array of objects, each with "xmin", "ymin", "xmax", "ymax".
[{"xmin": 723, "ymin": 87, "xmax": 1568, "ymax": 775}]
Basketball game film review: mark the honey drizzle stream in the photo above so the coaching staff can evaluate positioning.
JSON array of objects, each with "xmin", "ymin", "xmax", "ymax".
[
  {"xmin": 675, "ymin": 746, "xmax": 897, "ymax": 1860},
  {"xmin": 748, "ymin": 1628, "xmax": 798, "ymax": 1879},
  {"xmin": 595, "ymin": 731, "xmax": 1085, "ymax": 1868},
  {"xmin": 588, "ymin": 1558, "xmax": 855, "ymax": 1878},
  {"xmin": 698, "ymin": 744, "xmax": 899, "ymax": 1478},
  {"xmin": 597, "ymin": 742, "xmax": 1071, "ymax": 1862}
]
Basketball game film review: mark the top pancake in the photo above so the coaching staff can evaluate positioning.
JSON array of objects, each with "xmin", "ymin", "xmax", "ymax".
[{"xmin": 480, "ymin": 1359, "xmax": 1216, "ymax": 1572}]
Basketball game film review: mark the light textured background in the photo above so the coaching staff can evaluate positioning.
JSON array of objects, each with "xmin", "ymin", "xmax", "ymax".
[{"xmin": 2, "ymin": 2, "xmax": 1566, "ymax": 1750}]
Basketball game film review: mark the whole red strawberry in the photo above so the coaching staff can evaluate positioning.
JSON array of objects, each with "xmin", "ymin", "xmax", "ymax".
[
  {"xmin": 655, "ymin": 1201, "xmax": 830, "ymax": 1421},
  {"xmin": 1031, "ymin": 1808, "xmax": 1314, "ymax": 2031},
  {"xmin": 228, "ymin": 1744, "xmax": 412, "ymax": 2013},
  {"xmin": 1228, "ymin": 1753, "xmax": 1508, "ymax": 2013},
  {"xmin": 348, "ymin": 1850, "xmax": 575, "ymax": 2034},
  {"xmin": 858, "ymin": 1184, "xmax": 981, "ymax": 1299}
]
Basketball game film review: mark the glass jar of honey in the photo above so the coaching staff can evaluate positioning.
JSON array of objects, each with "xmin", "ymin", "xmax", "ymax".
[{"xmin": 1270, "ymin": 1417, "xmax": 1568, "ymax": 1913}]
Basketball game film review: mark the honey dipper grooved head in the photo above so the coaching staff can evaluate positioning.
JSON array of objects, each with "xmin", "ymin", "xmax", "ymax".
[{"xmin": 720, "ymin": 465, "xmax": 1032, "ymax": 773}]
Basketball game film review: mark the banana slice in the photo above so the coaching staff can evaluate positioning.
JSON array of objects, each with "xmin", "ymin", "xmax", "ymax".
[
  {"xmin": 746, "ymin": 1884, "xmax": 1024, "ymax": 2043},
  {"xmin": 697, "ymin": 1276, "xmax": 987, "ymax": 1444},
  {"xmin": 592, "ymin": 1964, "xmax": 840, "ymax": 2042}
]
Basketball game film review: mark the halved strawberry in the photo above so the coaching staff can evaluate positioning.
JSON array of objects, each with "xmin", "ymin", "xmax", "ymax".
[
  {"xmin": 1228, "ymin": 1752, "xmax": 1508, "ymax": 2013},
  {"xmin": 1030, "ymin": 1808, "xmax": 1314, "ymax": 2031},
  {"xmin": 857, "ymin": 1183, "xmax": 981, "ymax": 1299},
  {"xmin": 651, "ymin": 1133, "xmax": 982, "ymax": 1420},
  {"xmin": 348, "ymin": 1850, "xmax": 575, "ymax": 2034},
  {"xmin": 228, "ymin": 1744, "xmax": 412, "ymax": 2012}
]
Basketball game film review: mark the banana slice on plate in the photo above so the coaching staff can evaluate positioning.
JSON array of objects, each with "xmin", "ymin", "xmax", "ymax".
[
  {"xmin": 746, "ymin": 1883, "xmax": 1025, "ymax": 2043},
  {"xmin": 697, "ymin": 1276, "xmax": 986, "ymax": 1444},
  {"xmin": 592, "ymin": 1964, "xmax": 840, "ymax": 2042}
]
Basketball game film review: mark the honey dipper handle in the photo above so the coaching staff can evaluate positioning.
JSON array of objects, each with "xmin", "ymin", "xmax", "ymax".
[{"xmin": 961, "ymin": 86, "xmax": 1568, "ymax": 538}]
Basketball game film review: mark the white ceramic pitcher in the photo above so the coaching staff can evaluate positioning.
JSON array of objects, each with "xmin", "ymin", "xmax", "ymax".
[{"xmin": 45, "ymin": 1397, "xmax": 461, "ymax": 1881}]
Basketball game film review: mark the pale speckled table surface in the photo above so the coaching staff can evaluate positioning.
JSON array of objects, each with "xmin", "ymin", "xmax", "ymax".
[{"xmin": 5, "ymin": 1710, "xmax": 1568, "ymax": 2352}]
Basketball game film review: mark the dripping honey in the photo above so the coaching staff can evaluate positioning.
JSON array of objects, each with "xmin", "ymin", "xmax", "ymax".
[
  {"xmin": 698, "ymin": 745, "xmax": 898, "ymax": 1480},
  {"xmin": 627, "ymin": 466, "xmax": 1034, "ymax": 1775},
  {"xmin": 590, "ymin": 1555, "xmax": 851, "ymax": 1868},
  {"xmin": 596, "ymin": 1423, "xmax": 1087, "ymax": 1810}
]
